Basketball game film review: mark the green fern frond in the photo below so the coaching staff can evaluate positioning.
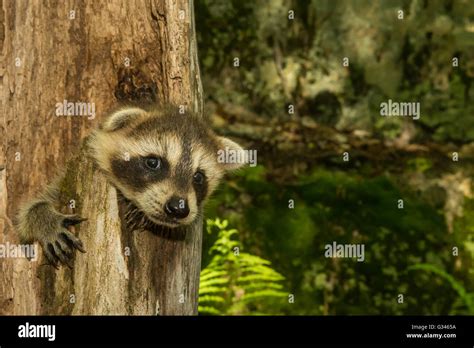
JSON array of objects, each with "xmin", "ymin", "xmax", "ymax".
[
  {"xmin": 198, "ymin": 306, "xmax": 222, "ymax": 315},
  {"xmin": 239, "ymin": 264, "xmax": 282, "ymax": 275},
  {"xmin": 238, "ymin": 254, "xmax": 272, "ymax": 265},
  {"xmin": 198, "ymin": 295, "xmax": 226, "ymax": 304},
  {"xmin": 241, "ymin": 290, "xmax": 288, "ymax": 302},
  {"xmin": 244, "ymin": 282, "xmax": 284, "ymax": 291},
  {"xmin": 237, "ymin": 274, "xmax": 285, "ymax": 283},
  {"xmin": 199, "ymin": 218, "xmax": 288, "ymax": 315},
  {"xmin": 408, "ymin": 263, "xmax": 474, "ymax": 313},
  {"xmin": 199, "ymin": 286, "xmax": 227, "ymax": 295},
  {"xmin": 200, "ymin": 270, "xmax": 228, "ymax": 281},
  {"xmin": 199, "ymin": 277, "xmax": 229, "ymax": 288}
]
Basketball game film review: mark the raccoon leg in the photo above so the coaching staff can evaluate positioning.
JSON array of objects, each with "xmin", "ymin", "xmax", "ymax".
[{"xmin": 17, "ymin": 186, "xmax": 86, "ymax": 268}]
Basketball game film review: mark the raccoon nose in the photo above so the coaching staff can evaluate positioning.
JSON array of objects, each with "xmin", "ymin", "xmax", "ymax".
[{"xmin": 164, "ymin": 197, "xmax": 189, "ymax": 219}]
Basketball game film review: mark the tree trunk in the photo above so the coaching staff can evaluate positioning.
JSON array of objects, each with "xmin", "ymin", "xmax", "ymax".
[{"xmin": 1, "ymin": 0, "xmax": 203, "ymax": 315}]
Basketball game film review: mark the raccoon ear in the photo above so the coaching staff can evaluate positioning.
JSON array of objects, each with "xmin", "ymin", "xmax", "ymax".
[
  {"xmin": 216, "ymin": 136, "xmax": 247, "ymax": 171},
  {"xmin": 102, "ymin": 107, "xmax": 147, "ymax": 132}
]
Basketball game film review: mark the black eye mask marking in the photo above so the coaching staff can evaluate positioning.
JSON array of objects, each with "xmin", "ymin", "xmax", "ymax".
[
  {"xmin": 111, "ymin": 155, "xmax": 169, "ymax": 192},
  {"xmin": 193, "ymin": 171, "xmax": 205, "ymax": 185},
  {"xmin": 193, "ymin": 169, "xmax": 208, "ymax": 204}
]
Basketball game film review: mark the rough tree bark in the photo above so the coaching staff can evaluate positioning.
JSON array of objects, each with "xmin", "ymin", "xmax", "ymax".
[{"xmin": 0, "ymin": 0, "xmax": 203, "ymax": 315}]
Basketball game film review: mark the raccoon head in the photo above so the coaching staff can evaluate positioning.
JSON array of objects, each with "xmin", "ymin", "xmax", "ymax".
[{"xmin": 89, "ymin": 106, "xmax": 245, "ymax": 228}]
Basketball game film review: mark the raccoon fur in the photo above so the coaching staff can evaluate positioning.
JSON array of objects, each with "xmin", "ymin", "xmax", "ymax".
[{"xmin": 16, "ymin": 105, "xmax": 245, "ymax": 268}]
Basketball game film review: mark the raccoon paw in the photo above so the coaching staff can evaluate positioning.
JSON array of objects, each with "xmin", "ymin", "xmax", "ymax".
[{"xmin": 39, "ymin": 214, "xmax": 87, "ymax": 269}]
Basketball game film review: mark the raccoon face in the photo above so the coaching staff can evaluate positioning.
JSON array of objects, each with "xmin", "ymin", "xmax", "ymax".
[{"xmin": 90, "ymin": 106, "xmax": 245, "ymax": 228}]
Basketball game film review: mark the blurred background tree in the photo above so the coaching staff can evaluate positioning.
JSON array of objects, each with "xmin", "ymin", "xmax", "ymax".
[{"xmin": 195, "ymin": 0, "xmax": 474, "ymax": 315}]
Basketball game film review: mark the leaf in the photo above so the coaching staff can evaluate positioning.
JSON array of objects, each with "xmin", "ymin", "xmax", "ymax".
[
  {"xmin": 241, "ymin": 290, "xmax": 288, "ymax": 303},
  {"xmin": 199, "ymin": 218, "xmax": 288, "ymax": 315},
  {"xmin": 198, "ymin": 306, "xmax": 222, "ymax": 315},
  {"xmin": 408, "ymin": 264, "xmax": 474, "ymax": 313}
]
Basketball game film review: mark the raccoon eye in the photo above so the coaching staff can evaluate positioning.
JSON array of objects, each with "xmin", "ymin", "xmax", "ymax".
[
  {"xmin": 193, "ymin": 171, "xmax": 205, "ymax": 185},
  {"xmin": 144, "ymin": 157, "xmax": 161, "ymax": 170}
]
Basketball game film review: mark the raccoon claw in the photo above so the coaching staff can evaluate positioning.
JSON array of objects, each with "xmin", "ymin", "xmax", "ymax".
[
  {"xmin": 63, "ymin": 215, "xmax": 88, "ymax": 228},
  {"xmin": 59, "ymin": 230, "xmax": 86, "ymax": 253},
  {"xmin": 44, "ymin": 244, "xmax": 60, "ymax": 269},
  {"xmin": 40, "ymin": 218, "xmax": 86, "ymax": 268}
]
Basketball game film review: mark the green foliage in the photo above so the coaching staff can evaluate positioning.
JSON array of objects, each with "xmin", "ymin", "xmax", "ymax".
[
  {"xmin": 196, "ymin": 0, "xmax": 474, "ymax": 138},
  {"xmin": 199, "ymin": 218, "xmax": 288, "ymax": 315},
  {"xmin": 408, "ymin": 264, "xmax": 474, "ymax": 314},
  {"xmin": 406, "ymin": 157, "xmax": 433, "ymax": 174},
  {"xmin": 205, "ymin": 166, "xmax": 470, "ymax": 315},
  {"xmin": 195, "ymin": 0, "xmax": 474, "ymax": 315},
  {"xmin": 453, "ymin": 197, "xmax": 474, "ymax": 291}
]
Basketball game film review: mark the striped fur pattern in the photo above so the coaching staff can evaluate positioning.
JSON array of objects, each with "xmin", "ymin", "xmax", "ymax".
[
  {"xmin": 88, "ymin": 105, "xmax": 245, "ymax": 228},
  {"xmin": 16, "ymin": 105, "xmax": 245, "ymax": 267}
]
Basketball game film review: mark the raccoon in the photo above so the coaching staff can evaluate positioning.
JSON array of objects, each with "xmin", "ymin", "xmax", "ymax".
[{"xmin": 17, "ymin": 105, "xmax": 245, "ymax": 268}]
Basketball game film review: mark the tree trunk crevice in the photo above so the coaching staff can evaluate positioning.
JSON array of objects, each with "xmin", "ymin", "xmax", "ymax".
[{"xmin": 1, "ymin": 0, "xmax": 203, "ymax": 315}]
